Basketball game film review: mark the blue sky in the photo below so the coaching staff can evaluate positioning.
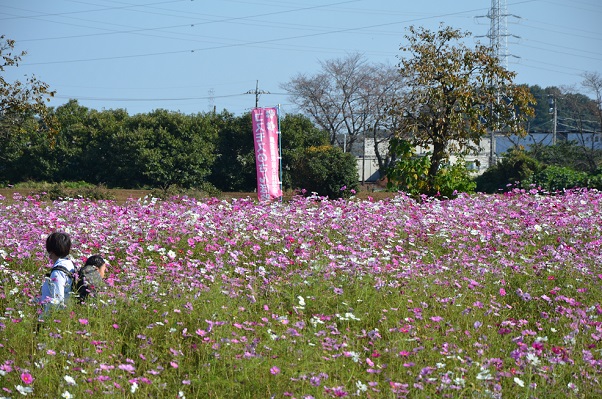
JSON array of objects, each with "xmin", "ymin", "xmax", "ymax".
[{"xmin": 2, "ymin": 0, "xmax": 601, "ymax": 116}]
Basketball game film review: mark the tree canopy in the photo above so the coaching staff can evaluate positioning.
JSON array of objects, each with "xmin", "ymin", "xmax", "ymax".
[
  {"xmin": 281, "ymin": 53, "xmax": 403, "ymax": 173},
  {"xmin": 0, "ymin": 36, "xmax": 57, "ymax": 138},
  {"xmin": 389, "ymin": 25, "xmax": 535, "ymax": 194}
]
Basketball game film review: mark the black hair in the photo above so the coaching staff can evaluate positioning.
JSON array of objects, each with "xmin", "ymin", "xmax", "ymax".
[
  {"xmin": 85, "ymin": 254, "xmax": 105, "ymax": 268},
  {"xmin": 46, "ymin": 232, "xmax": 72, "ymax": 258}
]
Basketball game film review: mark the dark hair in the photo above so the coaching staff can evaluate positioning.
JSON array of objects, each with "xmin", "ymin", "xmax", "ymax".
[
  {"xmin": 85, "ymin": 255, "xmax": 105, "ymax": 268},
  {"xmin": 46, "ymin": 232, "xmax": 72, "ymax": 258}
]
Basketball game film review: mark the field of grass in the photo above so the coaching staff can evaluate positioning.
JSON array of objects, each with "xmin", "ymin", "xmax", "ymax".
[{"xmin": 0, "ymin": 189, "xmax": 601, "ymax": 398}]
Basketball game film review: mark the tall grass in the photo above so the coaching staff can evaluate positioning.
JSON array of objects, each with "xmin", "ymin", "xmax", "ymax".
[{"xmin": 0, "ymin": 189, "xmax": 600, "ymax": 398}]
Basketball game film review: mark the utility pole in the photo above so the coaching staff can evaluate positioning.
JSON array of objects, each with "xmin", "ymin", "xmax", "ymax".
[
  {"xmin": 246, "ymin": 80, "xmax": 270, "ymax": 108},
  {"xmin": 548, "ymin": 95, "xmax": 558, "ymax": 145}
]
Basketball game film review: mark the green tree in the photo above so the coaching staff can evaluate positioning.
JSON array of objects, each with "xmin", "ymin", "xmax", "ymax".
[
  {"xmin": 389, "ymin": 25, "xmax": 534, "ymax": 195},
  {"xmin": 0, "ymin": 117, "xmax": 53, "ymax": 183},
  {"xmin": 280, "ymin": 113, "xmax": 329, "ymax": 190},
  {"xmin": 528, "ymin": 141, "xmax": 602, "ymax": 174},
  {"xmin": 0, "ymin": 36, "xmax": 57, "ymax": 137},
  {"xmin": 290, "ymin": 145, "xmax": 359, "ymax": 199},
  {"xmin": 208, "ymin": 111, "xmax": 256, "ymax": 192},
  {"xmin": 386, "ymin": 138, "xmax": 430, "ymax": 196},
  {"xmin": 129, "ymin": 110, "xmax": 218, "ymax": 189}
]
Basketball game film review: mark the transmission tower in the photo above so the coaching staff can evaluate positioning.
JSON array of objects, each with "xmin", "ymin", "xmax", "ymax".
[
  {"xmin": 477, "ymin": 0, "xmax": 520, "ymax": 166},
  {"xmin": 207, "ymin": 88, "xmax": 215, "ymax": 114},
  {"xmin": 489, "ymin": 0, "xmax": 508, "ymax": 68},
  {"xmin": 478, "ymin": 0, "xmax": 521, "ymax": 70}
]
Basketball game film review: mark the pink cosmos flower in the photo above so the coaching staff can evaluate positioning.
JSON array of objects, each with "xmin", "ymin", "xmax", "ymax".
[
  {"xmin": 78, "ymin": 319, "xmax": 88, "ymax": 325},
  {"xmin": 21, "ymin": 372, "xmax": 34, "ymax": 384},
  {"xmin": 118, "ymin": 364, "xmax": 135, "ymax": 373},
  {"xmin": 270, "ymin": 366, "xmax": 280, "ymax": 375},
  {"xmin": 499, "ymin": 288, "xmax": 506, "ymax": 296}
]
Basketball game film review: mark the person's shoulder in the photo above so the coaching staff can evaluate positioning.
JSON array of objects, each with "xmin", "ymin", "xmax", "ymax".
[
  {"xmin": 56, "ymin": 258, "xmax": 76, "ymax": 271},
  {"xmin": 80, "ymin": 265, "xmax": 103, "ymax": 280}
]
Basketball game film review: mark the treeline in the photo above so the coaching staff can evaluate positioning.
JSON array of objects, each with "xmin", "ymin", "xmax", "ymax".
[
  {"xmin": 476, "ymin": 141, "xmax": 602, "ymax": 193},
  {"xmin": 0, "ymin": 100, "xmax": 359, "ymax": 197},
  {"xmin": 526, "ymin": 85, "xmax": 600, "ymax": 134}
]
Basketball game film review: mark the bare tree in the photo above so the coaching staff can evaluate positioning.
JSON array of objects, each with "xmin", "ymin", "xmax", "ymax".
[
  {"xmin": 281, "ymin": 54, "xmax": 403, "ymax": 171},
  {"xmin": 582, "ymin": 71, "xmax": 602, "ymax": 133}
]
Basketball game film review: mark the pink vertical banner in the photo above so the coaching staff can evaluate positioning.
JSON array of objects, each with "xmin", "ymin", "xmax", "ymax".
[{"xmin": 251, "ymin": 107, "xmax": 282, "ymax": 201}]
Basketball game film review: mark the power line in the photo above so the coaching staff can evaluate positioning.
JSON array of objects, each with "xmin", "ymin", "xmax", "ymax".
[{"xmin": 18, "ymin": 4, "xmax": 497, "ymax": 66}]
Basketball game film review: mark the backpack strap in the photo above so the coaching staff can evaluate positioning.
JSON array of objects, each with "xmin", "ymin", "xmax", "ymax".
[{"xmin": 46, "ymin": 265, "xmax": 75, "ymax": 280}]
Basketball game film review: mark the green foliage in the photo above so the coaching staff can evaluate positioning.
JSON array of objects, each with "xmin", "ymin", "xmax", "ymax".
[
  {"xmin": 430, "ymin": 160, "xmax": 476, "ymax": 197},
  {"xmin": 290, "ymin": 145, "xmax": 359, "ymax": 199},
  {"xmin": 589, "ymin": 171, "xmax": 602, "ymax": 190},
  {"xmin": 386, "ymin": 138, "xmax": 430, "ymax": 195},
  {"xmin": 149, "ymin": 182, "xmax": 221, "ymax": 200},
  {"xmin": 207, "ymin": 112, "xmax": 257, "ymax": 192},
  {"xmin": 526, "ymin": 85, "xmax": 600, "ymax": 134},
  {"xmin": 388, "ymin": 138, "xmax": 475, "ymax": 197},
  {"xmin": 475, "ymin": 148, "xmax": 542, "ymax": 193},
  {"xmin": 527, "ymin": 165, "xmax": 589, "ymax": 192},
  {"xmin": 0, "ymin": 102, "xmax": 220, "ymax": 190},
  {"xmin": 28, "ymin": 182, "xmax": 115, "ymax": 201},
  {"xmin": 0, "ymin": 36, "xmax": 58, "ymax": 137},
  {"xmin": 392, "ymin": 25, "xmax": 535, "ymax": 188},
  {"xmin": 129, "ymin": 109, "xmax": 218, "ymax": 189},
  {"xmin": 528, "ymin": 141, "xmax": 601, "ymax": 174},
  {"xmin": 477, "ymin": 141, "xmax": 602, "ymax": 193},
  {"xmin": 280, "ymin": 113, "xmax": 330, "ymax": 190}
]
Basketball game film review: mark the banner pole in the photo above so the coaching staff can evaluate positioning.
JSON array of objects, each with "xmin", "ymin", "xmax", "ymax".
[{"xmin": 277, "ymin": 104, "xmax": 283, "ymax": 202}]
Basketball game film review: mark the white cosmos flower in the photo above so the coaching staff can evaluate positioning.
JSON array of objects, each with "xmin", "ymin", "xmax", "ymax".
[
  {"xmin": 16, "ymin": 385, "xmax": 34, "ymax": 395},
  {"xmin": 514, "ymin": 377, "xmax": 525, "ymax": 387},
  {"xmin": 131, "ymin": 382, "xmax": 138, "ymax": 393},
  {"xmin": 63, "ymin": 375, "xmax": 76, "ymax": 385}
]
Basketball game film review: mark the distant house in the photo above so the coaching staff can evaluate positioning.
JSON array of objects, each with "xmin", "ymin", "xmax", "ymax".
[{"xmin": 351, "ymin": 130, "xmax": 602, "ymax": 183}]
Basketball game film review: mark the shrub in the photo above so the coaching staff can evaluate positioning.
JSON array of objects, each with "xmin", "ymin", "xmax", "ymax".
[
  {"xmin": 149, "ymin": 182, "xmax": 222, "ymax": 200},
  {"xmin": 527, "ymin": 165, "xmax": 589, "ymax": 192},
  {"xmin": 387, "ymin": 139, "xmax": 475, "ymax": 198},
  {"xmin": 30, "ymin": 183, "xmax": 115, "ymax": 201},
  {"xmin": 290, "ymin": 145, "xmax": 359, "ymax": 199},
  {"xmin": 430, "ymin": 160, "xmax": 476, "ymax": 198},
  {"xmin": 386, "ymin": 139, "xmax": 430, "ymax": 196},
  {"xmin": 475, "ymin": 148, "xmax": 541, "ymax": 193}
]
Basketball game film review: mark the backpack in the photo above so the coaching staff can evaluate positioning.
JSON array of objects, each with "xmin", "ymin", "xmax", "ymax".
[
  {"xmin": 46, "ymin": 265, "xmax": 76, "ymax": 293},
  {"xmin": 74, "ymin": 265, "xmax": 104, "ymax": 303}
]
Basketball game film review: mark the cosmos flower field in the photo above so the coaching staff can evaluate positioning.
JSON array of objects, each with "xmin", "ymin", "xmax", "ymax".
[{"xmin": 0, "ymin": 189, "xmax": 601, "ymax": 398}]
